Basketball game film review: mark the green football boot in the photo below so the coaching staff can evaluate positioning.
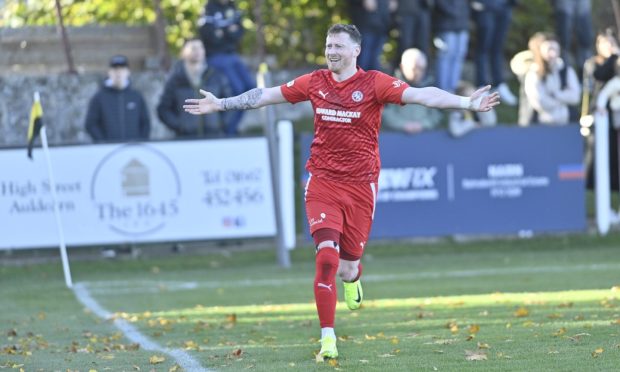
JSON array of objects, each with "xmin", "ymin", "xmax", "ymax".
[
  {"xmin": 317, "ymin": 335, "xmax": 338, "ymax": 359},
  {"xmin": 343, "ymin": 279, "xmax": 363, "ymax": 310}
]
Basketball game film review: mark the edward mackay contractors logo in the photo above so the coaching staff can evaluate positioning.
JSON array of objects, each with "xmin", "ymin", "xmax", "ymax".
[
  {"xmin": 351, "ymin": 90, "xmax": 364, "ymax": 102},
  {"xmin": 90, "ymin": 144, "xmax": 181, "ymax": 236}
]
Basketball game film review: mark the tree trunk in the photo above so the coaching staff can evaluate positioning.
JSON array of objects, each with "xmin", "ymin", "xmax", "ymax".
[
  {"xmin": 54, "ymin": 0, "xmax": 77, "ymax": 74},
  {"xmin": 153, "ymin": 0, "xmax": 171, "ymax": 71},
  {"xmin": 253, "ymin": 0, "xmax": 266, "ymax": 63}
]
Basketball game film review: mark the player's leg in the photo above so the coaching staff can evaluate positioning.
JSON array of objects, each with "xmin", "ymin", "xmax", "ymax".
[
  {"xmin": 304, "ymin": 175, "xmax": 344, "ymax": 359},
  {"xmin": 313, "ymin": 228, "xmax": 341, "ymax": 359},
  {"xmin": 339, "ymin": 181, "xmax": 376, "ymax": 310}
]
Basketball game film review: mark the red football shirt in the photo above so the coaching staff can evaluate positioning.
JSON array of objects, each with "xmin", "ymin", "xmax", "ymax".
[{"xmin": 281, "ymin": 68, "xmax": 409, "ymax": 183}]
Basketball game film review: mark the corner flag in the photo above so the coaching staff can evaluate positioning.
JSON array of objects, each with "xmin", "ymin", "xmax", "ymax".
[{"xmin": 27, "ymin": 92, "xmax": 44, "ymax": 159}]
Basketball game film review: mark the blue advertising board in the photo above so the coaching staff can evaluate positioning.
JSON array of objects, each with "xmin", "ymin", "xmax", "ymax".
[{"xmin": 300, "ymin": 125, "xmax": 585, "ymax": 239}]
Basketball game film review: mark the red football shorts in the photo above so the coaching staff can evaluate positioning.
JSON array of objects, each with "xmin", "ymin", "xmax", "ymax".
[{"xmin": 304, "ymin": 174, "xmax": 377, "ymax": 261}]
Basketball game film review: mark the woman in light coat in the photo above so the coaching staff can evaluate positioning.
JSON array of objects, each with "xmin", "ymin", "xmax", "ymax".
[{"xmin": 524, "ymin": 33, "xmax": 581, "ymax": 125}]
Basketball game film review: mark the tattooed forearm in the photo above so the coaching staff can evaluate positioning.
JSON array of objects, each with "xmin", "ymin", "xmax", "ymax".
[{"xmin": 221, "ymin": 88, "xmax": 263, "ymax": 110}]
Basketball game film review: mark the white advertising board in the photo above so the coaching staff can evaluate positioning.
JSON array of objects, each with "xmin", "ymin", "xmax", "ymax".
[{"xmin": 0, "ymin": 138, "xmax": 277, "ymax": 249}]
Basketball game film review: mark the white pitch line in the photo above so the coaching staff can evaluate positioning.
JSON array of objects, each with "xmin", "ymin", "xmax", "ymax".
[
  {"xmin": 84, "ymin": 262, "xmax": 620, "ymax": 295},
  {"xmin": 73, "ymin": 282, "xmax": 211, "ymax": 372}
]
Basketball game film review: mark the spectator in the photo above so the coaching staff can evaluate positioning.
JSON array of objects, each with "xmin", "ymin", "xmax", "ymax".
[
  {"xmin": 395, "ymin": 0, "xmax": 433, "ymax": 60},
  {"xmin": 510, "ymin": 32, "xmax": 547, "ymax": 125},
  {"xmin": 449, "ymin": 80, "xmax": 497, "ymax": 137},
  {"xmin": 523, "ymin": 33, "xmax": 581, "ymax": 125},
  {"xmin": 433, "ymin": 0, "xmax": 470, "ymax": 93},
  {"xmin": 591, "ymin": 32, "xmax": 620, "ymax": 195},
  {"xmin": 553, "ymin": 0, "xmax": 594, "ymax": 78},
  {"xmin": 85, "ymin": 55, "xmax": 150, "ymax": 143},
  {"xmin": 198, "ymin": 0, "xmax": 255, "ymax": 135},
  {"xmin": 157, "ymin": 39, "xmax": 232, "ymax": 138},
  {"xmin": 382, "ymin": 48, "xmax": 443, "ymax": 133},
  {"xmin": 348, "ymin": 0, "xmax": 397, "ymax": 71},
  {"xmin": 471, "ymin": 0, "xmax": 518, "ymax": 105}
]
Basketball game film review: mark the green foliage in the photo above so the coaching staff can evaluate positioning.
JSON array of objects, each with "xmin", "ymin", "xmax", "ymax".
[
  {"xmin": 1, "ymin": 0, "xmax": 613, "ymax": 68},
  {"xmin": 1, "ymin": 0, "xmax": 349, "ymax": 67}
]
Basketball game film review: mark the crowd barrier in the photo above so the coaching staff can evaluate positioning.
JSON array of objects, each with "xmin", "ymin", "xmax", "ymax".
[{"xmin": 301, "ymin": 125, "xmax": 586, "ymax": 239}]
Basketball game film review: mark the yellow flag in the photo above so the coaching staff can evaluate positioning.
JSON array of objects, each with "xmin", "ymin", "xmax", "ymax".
[{"xmin": 27, "ymin": 92, "xmax": 43, "ymax": 159}]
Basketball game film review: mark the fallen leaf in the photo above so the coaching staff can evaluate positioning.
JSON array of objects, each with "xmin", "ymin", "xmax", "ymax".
[
  {"xmin": 468, "ymin": 324, "xmax": 480, "ymax": 334},
  {"xmin": 477, "ymin": 342, "xmax": 490, "ymax": 349},
  {"xmin": 226, "ymin": 314, "xmax": 237, "ymax": 324},
  {"xmin": 514, "ymin": 307, "xmax": 529, "ymax": 317},
  {"xmin": 6, "ymin": 329, "xmax": 17, "ymax": 337},
  {"xmin": 390, "ymin": 337, "xmax": 399, "ymax": 345},
  {"xmin": 230, "ymin": 348, "xmax": 243, "ymax": 358},
  {"xmin": 552, "ymin": 328, "xmax": 566, "ymax": 337},
  {"xmin": 446, "ymin": 321, "xmax": 459, "ymax": 334},
  {"xmin": 169, "ymin": 365, "xmax": 181, "ymax": 372},
  {"xmin": 592, "ymin": 348, "xmax": 604, "ymax": 358},
  {"xmin": 328, "ymin": 359, "xmax": 339, "ymax": 367},
  {"xmin": 547, "ymin": 313, "xmax": 563, "ymax": 319},
  {"xmin": 149, "ymin": 355, "xmax": 165, "ymax": 364},
  {"xmin": 465, "ymin": 350, "xmax": 487, "ymax": 361},
  {"xmin": 364, "ymin": 334, "xmax": 376, "ymax": 340}
]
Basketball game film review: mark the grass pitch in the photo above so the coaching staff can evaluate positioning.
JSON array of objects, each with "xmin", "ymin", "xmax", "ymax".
[{"xmin": 1, "ymin": 233, "xmax": 620, "ymax": 371}]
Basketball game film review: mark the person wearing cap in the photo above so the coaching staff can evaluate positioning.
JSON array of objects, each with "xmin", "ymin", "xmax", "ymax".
[
  {"xmin": 157, "ymin": 39, "xmax": 232, "ymax": 137},
  {"xmin": 85, "ymin": 55, "xmax": 151, "ymax": 142}
]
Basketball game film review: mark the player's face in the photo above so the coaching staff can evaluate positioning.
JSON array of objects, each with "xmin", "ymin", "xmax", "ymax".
[{"xmin": 325, "ymin": 32, "xmax": 360, "ymax": 73}]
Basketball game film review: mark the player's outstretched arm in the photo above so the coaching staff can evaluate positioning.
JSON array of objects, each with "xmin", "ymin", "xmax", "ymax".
[
  {"xmin": 183, "ymin": 86, "xmax": 287, "ymax": 115},
  {"xmin": 401, "ymin": 85, "xmax": 500, "ymax": 112}
]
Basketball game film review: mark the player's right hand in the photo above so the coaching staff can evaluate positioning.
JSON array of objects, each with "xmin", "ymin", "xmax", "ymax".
[{"xmin": 183, "ymin": 89, "xmax": 220, "ymax": 115}]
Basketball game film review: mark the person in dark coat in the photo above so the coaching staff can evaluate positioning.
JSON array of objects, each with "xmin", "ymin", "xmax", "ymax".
[
  {"xmin": 198, "ymin": 0, "xmax": 255, "ymax": 134},
  {"xmin": 348, "ymin": 0, "xmax": 397, "ymax": 71},
  {"xmin": 85, "ymin": 55, "xmax": 150, "ymax": 142},
  {"xmin": 395, "ymin": 0, "xmax": 432, "ymax": 60},
  {"xmin": 157, "ymin": 39, "xmax": 232, "ymax": 137}
]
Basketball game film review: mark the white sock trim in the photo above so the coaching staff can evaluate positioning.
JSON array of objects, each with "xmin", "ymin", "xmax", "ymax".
[{"xmin": 321, "ymin": 327, "xmax": 336, "ymax": 340}]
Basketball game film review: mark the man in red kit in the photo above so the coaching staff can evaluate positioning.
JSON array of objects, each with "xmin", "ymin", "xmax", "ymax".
[{"xmin": 184, "ymin": 24, "xmax": 500, "ymax": 360}]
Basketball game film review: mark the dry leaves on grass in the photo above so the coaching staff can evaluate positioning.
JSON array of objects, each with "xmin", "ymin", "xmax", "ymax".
[
  {"xmin": 514, "ymin": 307, "xmax": 530, "ymax": 317},
  {"xmin": 446, "ymin": 321, "xmax": 459, "ymax": 334},
  {"xmin": 591, "ymin": 348, "xmax": 604, "ymax": 358},
  {"xmin": 468, "ymin": 324, "xmax": 480, "ymax": 335},
  {"xmin": 465, "ymin": 350, "xmax": 487, "ymax": 361},
  {"xmin": 149, "ymin": 355, "xmax": 166, "ymax": 364}
]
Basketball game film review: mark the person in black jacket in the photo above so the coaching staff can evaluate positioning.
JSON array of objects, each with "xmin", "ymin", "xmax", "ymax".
[
  {"xmin": 85, "ymin": 55, "xmax": 151, "ymax": 142},
  {"xmin": 432, "ymin": 0, "xmax": 470, "ymax": 93},
  {"xmin": 198, "ymin": 0, "xmax": 255, "ymax": 134},
  {"xmin": 157, "ymin": 39, "xmax": 232, "ymax": 137},
  {"xmin": 396, "ymin": 0, "xmax": 432, "ymax": 61},
  {"xmin": 348, "ymin": 0, "xmax": 397, "ymax": 71}
]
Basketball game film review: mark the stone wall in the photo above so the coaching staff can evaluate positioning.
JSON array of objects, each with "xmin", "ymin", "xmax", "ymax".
[{"xmin": 0, "ymin": 69, "xmax": 313, "ymax": 148}]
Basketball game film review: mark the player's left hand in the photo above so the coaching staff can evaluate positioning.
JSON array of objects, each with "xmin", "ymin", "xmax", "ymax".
[
  {"xmin": 183, "ymin": 89, "xmax": 220, "ymax": 115},
  {"xmin": 470, "ymin": 85, "xmax": 501, "ymax": 112}
]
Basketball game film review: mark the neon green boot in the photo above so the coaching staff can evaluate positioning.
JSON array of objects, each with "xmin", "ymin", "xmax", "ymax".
[
  {"xmin": 343, "ymin": 279, "xmax": 363, "ymax": 310},
  {"xmin": 317, "ymin": 335, "xmax": 338, "ymax": 359}
]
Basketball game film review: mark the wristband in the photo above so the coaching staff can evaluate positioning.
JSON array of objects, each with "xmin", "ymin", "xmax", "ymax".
[{"xmin": 459, "ymin": 96, "xmax": 471, "ymax": 110}]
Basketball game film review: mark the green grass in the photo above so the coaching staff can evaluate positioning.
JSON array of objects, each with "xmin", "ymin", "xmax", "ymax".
[{"xmin": 2, "ymin": 233, "xmax": 620, "ymax": 371}]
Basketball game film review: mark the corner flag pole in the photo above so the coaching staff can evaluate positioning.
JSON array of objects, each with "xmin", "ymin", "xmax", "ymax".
[{"xmin": 33, "ymin": 92, "xmax": 74, "ymax": 288}]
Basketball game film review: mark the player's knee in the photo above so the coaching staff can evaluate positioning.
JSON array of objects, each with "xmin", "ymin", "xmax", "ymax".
[
  {"xmin": 338, "ymin": 265, "xmax": 358, "ymax": 282},
  {"xmin": 313, "ymin": 228, "xmax": 341, "ymax": 248}
]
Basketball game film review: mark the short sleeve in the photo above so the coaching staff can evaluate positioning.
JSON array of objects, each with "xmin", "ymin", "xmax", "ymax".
[
  {"xmin": 280, "ymin": 73, "xmax": 312, "ymax": 104},
  {"xmin": 374, "ymin": 71, "xmax": 410, "ymax": 105}
]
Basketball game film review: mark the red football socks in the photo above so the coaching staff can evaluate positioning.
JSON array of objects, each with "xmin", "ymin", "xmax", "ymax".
[{"xmin": 314, "ymin": 247, "xmax": 340, "ymax": 328}]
